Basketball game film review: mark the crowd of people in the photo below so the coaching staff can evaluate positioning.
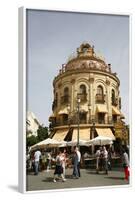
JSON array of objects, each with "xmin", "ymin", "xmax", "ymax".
[
  {"xmin": 27, "ymin": 145, "xmax": 130, "ymax": 182},
  {"xmin": 94, "ymin": 145, "xmax": 129, "ymax": 180},
  {"xmin": 95, "ymin": 146, "xmax": 111, "ymax": 174}
]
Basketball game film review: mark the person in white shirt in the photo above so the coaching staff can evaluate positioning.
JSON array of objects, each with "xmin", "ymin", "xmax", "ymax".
[
  {"xmin": 47, "ymin": 152, "xmax": 52, "ymax": 172},
  {"xmin": 95, "ymin": 147, "xmax": 102, "ymax": 173},
  {"xmin": 75, "ymin": 147, "xmax": 81, "ymax": 177},
  {"xmin": 61, "ymin": 149, "xmax": 67, "ymax": 178},
  {"xmin": 102, "ymin": 146, "xmax": 108, "ymax": 174},
  {"xmin": 34, "ymin": 149, "xmax": 41, "ymax": 175}
]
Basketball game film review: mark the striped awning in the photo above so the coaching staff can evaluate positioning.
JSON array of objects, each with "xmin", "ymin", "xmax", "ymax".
[
  {"xmin": 112, "ymin": 106, "xmax": 121, "ymax": 115},
  {"xmin": 52, "ymin": 129, "xmax": 69, "ymax": 142},
  {"xmin": 72, "ymin": 128, "xmax": 90, "ymax": 141},
  {"xmin": 96, "ymin": 128, "xmax": 115, "ymax": 140},
  {"xmin": 96, "ymin": 105, "xmax": 108, "ymax": 113}
]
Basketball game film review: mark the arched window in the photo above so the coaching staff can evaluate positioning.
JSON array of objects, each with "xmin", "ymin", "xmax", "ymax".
[
  {"xmin": 112, "ymin": 89, "xmax": 115, "ymax": 105},
  {"xmin": 61, "ymin": 87, "xmax": 69, "ymax": 104},
  {"xmin": 96, "ymin": 85, "xmax": 104, "ymax": 103},
  {"xmin": 97, "ymin": 85, "xmax": 103, "ymax": 95},
  {"xmin": 78, "ymin": 84, "xmax": 87, "ymax": 102},
  {"xmin": 80, "ymin": 84, "xmax": 86, "ymax": 94},
  {"xmin": 64, "ymin": 87, "xmax": 69, "ymax": 96}
]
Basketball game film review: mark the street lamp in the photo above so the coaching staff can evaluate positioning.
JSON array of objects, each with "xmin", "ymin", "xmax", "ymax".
[
  {"xmin": 90, "ymin": 119, "xmax": 95, "ymax": 139},
  {"xmin": 67, "ymin": 104, "xmax": 71, "ymax": 127},
  {"xmin": 88, "ymin": 104, "xmax": 91, "ymax": 124},
  {"xmin": 91, "ymin": 119, "xmax": 95, "ymax": 154},
  {"xmin": 77, "ymin": 97, "xmax": 81, "ymax": 147}
]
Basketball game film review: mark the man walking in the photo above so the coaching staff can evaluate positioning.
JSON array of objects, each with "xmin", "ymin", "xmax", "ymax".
[
  {"xmin": 75, "ymin": 147, "xmax": 81, "ymax": 177},
  {"xmin": 103, "ymin": 146, "xmax": 108, "ymax": 174},
  {"xmin": 34, "ymin": 149, "xmax": 41, "ymax": 175}
]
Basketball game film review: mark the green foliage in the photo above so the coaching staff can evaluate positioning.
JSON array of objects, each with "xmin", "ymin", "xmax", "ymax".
[
  {"xmin": 26, "ymin": 126, "xmax": 49, "ymax": 149},
  {"xmin": 37, "ymin": 125, "xmax": 48, "ymax": 142},
  {"xmin": 26, "ymin": 135, "xmax": 38, "ymax": 147}
]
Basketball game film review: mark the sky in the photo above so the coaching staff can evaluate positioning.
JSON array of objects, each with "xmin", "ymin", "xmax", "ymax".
[{"xmin": 26, "ymin": 9, "xmax": 129, "ymax": 127}]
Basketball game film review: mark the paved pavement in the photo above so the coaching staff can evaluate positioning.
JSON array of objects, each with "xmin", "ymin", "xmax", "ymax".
[{"xmin": 26, "ymin": 168, "xmax": 129, "ymax": 192}]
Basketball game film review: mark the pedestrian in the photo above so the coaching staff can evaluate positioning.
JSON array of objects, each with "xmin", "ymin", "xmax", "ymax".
[
  {"xmin": 102, "ymin": 146, "xmax": 108, "ymax": 174},
  {"xmin": 53, "ymin": 151, "xmax": 66, "ymax": 183},
  {"xmin": 47, "ymin": 152, "xmax": 52, "ymax": 172},
  {"xmin": 99, "ymin": 146, "xmax": 103, "ymax": 171},
  {"xmin": 95, "ymin": 147, "xmax": 101, "ymax": 174},
  {"xmin": 41, "ymin": 151, "xmax": 47, "ymax": 171},
  {"xmin": 107, "ymin": 147, "xmax": 112, "ymax": 170},
  {"xmin": 75, "ymin": 147, "xmax": 81, "ymax": 177},
  {"xmin": 30, "ymin": 151, "xmax": 35, "ymax": 172},
  {"xmin": 122, "ymin": 148, "xmax": 130, "ymax": 181},
  {"xmin": 72, "ymin": 150, "xmax": 79, "ymax": 178},
  {"xmin": 61, "ymin": 149, "xmax": 67, "ymax": 179},
  {"xmin": 34, "ymin": 149, "xmax": 41, "ymax": 175}
]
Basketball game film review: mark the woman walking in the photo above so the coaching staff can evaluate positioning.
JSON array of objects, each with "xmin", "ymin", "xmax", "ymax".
[
  {"xmin": 122, "ymin": 148, "xmax": 130, "ymax": 181},
  {"xmin": 53, "ymin": 151, "xmax": 66, "ymax": 182}
]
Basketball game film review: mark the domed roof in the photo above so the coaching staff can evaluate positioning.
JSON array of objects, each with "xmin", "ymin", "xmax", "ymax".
[
  {"xmin": 56, "ymin": 43, "xmax": 117, "ymax": 77},
  {"xmin": 63, "ymin": 43, "xmax": 111, "ymax": 73}
]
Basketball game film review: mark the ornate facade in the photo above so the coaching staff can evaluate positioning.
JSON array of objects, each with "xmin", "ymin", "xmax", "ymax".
[{"xmin": 49, "ymin": 43, "xmax": 128, "ymax": 147}]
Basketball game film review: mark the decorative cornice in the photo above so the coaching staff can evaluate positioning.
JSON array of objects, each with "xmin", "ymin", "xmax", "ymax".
[{"xmin": 53, "ymin": 69, "xmax": 120, "ymax": 86}]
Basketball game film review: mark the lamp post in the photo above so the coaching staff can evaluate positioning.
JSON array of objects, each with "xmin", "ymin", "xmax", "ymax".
[
  {"xmin": 91, "ymin": 119, "xmax": 95, "ymax": 154},
  {"xmin": 88, "ymin": 104, "xmax": 91, "ymax": 124},
  {"xmin": 67, "ymin": 104, "xmax": 71, "ymax": 127},
  {"xmin": 77, "ymin": 97, "xmax": 81, "ymax": 147}
]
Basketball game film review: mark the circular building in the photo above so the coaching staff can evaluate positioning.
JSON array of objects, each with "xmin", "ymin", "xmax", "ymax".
[{"xmin": 49, "ymin": 43, "xmax": 128, "ymax": 149}]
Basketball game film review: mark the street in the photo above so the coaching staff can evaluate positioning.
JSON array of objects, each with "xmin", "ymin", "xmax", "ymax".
[{"xmin": 26, "ymin": 168, "xmax": 129, "ymax": 191}]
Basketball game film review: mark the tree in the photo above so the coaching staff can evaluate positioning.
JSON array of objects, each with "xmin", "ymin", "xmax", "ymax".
[
  {"xmin": 26, "ymin": 135, "xmax": 38, "ymax": 148},
  {"xmin": 37, "ymin": 125, "xmax": 48, "ymax": 142}
]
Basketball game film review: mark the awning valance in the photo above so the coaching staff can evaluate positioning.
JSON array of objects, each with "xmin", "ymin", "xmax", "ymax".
[
  {"xmin": 112, "ymin": 106, "xmax": 121, "ymax": 115},
  {"xmin": 96, "ymin": 105, "xmax": 108, "ymax": 113},
  {"xmin": 58, "ymin": 108, "xmax": 68, "ymax": 115},
  {"xmin": 52, "ymin": 129, "xmax": 69, "ymax": 142},
  {"xmin": 96, "ymin": 128, "xmax": 115, "ymax": 140},
  {"xmin": 72, "ymin": 128, "xmax": 90, "ymax": 141}
]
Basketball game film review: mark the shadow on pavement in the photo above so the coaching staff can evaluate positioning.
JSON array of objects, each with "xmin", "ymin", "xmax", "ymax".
[
  {"xmin": 85, "ymin": 169, "xmax": 106, "ymax": 175},
  {"xmin": 105, "ymin": 176, "xmax": 125, "ymax": 180},
  {"xmin": 42, "ymin": 177, "xmax": 53, "ymax": 182}
]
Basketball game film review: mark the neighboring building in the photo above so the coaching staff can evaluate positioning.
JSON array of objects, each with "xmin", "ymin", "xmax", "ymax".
[
  {"xmin": 49, "ymin": 43, "xmax": 128, "ymax": 148},
  {"xmin": 26, "ymin": 111, "xmax": 40, "ymax": 137}
]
